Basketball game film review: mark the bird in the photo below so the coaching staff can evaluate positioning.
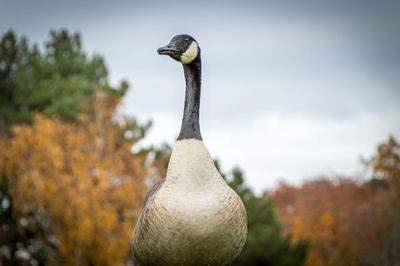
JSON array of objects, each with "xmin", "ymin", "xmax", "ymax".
[{"xmin": 131, "ymin": 34, "xmax": 247, "ymax": 266}]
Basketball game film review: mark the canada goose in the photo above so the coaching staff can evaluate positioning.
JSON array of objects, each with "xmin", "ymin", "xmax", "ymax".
[{"xmin": 131, "ymin": 34, "xmax": 247, "ymax": 266}]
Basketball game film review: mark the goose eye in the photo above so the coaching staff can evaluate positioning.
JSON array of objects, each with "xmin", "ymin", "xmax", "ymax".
[{"xmin": 185, "ymin": 39, "xmax": 189, "ymax": 43}]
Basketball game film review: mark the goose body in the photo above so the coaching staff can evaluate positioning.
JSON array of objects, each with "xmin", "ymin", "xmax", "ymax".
[{"xmin": 132, "ymin": 35, "xmax": 247, "ymax": 266}]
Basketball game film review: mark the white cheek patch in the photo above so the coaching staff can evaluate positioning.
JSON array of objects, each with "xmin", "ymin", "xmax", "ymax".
[{"xmin": 180, "ymin": 41, "xmax": 198, "ymax": 64}]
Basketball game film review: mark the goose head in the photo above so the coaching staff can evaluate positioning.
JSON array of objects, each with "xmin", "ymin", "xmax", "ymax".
[{"xmin": 157, "ymin": 34, "xmax": 200, "ymax": 64}]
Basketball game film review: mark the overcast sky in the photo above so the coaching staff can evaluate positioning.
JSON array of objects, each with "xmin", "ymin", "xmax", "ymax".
[{"xmin": 2, "ymin": 0, "xmax": 399, "ymax": 193}]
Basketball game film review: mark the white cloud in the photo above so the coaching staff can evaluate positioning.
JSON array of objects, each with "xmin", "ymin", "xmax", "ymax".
[
  {"xmin": 138, "ymin": 110, "xmax": 400, "ymax": 194},
  {"xmin": 206, "ymin": 111, "xmax": 400, "ymax": 193}
]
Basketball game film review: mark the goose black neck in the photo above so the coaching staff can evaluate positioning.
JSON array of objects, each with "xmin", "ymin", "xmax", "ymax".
[{"xmin": 178, "ymin": 57, "xmax": 202, "ymax": 140}]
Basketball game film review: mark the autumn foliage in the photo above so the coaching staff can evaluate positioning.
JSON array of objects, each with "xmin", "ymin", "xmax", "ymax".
[
  {"xmin": 272, "ymin": 136, "xmax": 400, "ymax": 266},
  {"xmin": 0, "ymin": 30, "xmax": 162, "ymax": 265},
  {"xmin": 2, "ymin": 111, "xmax": 147, "ymax": 264}
]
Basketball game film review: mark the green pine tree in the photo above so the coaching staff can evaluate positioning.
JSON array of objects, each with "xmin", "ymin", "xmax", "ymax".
[
  {"xmin": 0, "ymin": 29, "xmax": 128, "ymax": 133},
  {"xmin": 226, "ymin": 166, "xmax": 309, "ymax": 266}
]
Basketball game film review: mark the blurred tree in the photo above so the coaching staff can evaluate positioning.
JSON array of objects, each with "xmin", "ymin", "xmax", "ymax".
[
  {"xmin": 221, "ymin": 165, "xmax": 309, "ymax": 266},
  {"xmin": 0, "ymin": 171, "xmax": 47, "ymax": 266},
  {"xmin": 363, "ymin": 135, "xmax": 400, "ymax": 265},
  {"xmin": 0, "ymin": 29, "xmax": 127, "ymax": 133},
  {"xmin": 0, "ymin": 29, "xmax": 166, "ymax": 265},
  {"xmin": 273, "ymin": 136, "xmax": 400, "ymax": 266},
  {"xmin": 3, "ymin": 109, "xmax": 147, "ymax": 265},
  {"xmin": 365, "ymin": 135, "xmax": 400, "ymax": 193},
  {"xmin": 273, "ymin": 179, "xmax": 359, "ymax": 266}
]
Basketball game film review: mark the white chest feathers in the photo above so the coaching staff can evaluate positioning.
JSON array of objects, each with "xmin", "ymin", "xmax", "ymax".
[
  {"xmin": 164, "ymin": 139, "xmax": 225, "ymax": 189},
  {"xmin": 132, "ymin": 139, "xmax": 247, "ymax": 266}
]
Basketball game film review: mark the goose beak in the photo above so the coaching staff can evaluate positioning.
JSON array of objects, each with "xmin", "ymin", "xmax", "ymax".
[{"xmin": 157, "ymin": 44, "xmax": 180, "ymax": 56}]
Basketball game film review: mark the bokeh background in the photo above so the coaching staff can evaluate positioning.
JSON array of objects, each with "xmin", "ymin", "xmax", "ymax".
[{"xmin": 1, "ymin": 0, "xmax": 399, "ymax": 265}]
